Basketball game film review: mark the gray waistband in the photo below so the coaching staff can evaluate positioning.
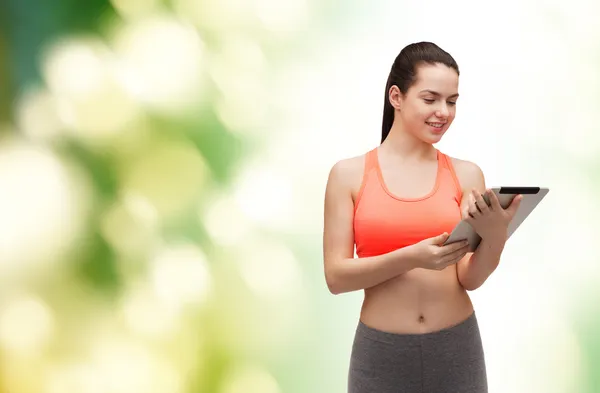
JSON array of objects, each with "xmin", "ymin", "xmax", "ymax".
[{"xmin": 356, "ymin": 311, "xmax": 477, "ymax": 344}]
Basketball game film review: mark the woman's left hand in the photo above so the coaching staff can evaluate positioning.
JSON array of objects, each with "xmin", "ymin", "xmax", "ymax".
[{"xmin": 463, "ymin": 189, "xmax": 523, "ymax": 241}]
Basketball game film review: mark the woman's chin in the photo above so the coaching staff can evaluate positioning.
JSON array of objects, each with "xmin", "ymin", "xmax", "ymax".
[{"xmin": 422, "ymin": 132, "xmax": 445, "ymax": 144}]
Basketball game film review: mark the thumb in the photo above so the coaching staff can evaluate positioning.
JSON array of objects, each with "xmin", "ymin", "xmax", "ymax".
[
  {"xmin": 506, "ymin": 194, "xmax": 523, "ymax": 217},
  {"xmin": 431, "ymin": 232, "xmax": 449, "ymax": 244}
]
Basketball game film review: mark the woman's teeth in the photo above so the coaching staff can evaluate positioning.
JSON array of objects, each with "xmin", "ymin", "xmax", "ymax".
[{"xmin": 427, "ymin": 122, "xmax": 444, "ymax": 128}]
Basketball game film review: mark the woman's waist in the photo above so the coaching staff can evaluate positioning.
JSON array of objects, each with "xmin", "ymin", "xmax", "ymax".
[{"xmin": 360, "ymin": 268, "xmax": 473, "ymax": 334}]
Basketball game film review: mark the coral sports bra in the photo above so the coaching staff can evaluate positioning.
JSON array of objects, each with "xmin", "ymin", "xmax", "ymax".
[{"xmin": 353, "ymin": 147, "xmax": 464, "ymax": 258}]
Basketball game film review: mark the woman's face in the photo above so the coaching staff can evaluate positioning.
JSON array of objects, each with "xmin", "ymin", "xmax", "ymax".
[{"xmin": 391, "ymin": 63, "xmax": 459, "ymax": 144}]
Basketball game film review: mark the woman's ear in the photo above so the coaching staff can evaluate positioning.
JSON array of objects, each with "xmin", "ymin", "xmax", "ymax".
[{"xmin": 388, "ymin": 85, "xmax": 403, "ymax": 111}]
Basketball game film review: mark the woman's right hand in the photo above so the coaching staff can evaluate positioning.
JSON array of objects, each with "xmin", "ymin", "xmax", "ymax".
[{"xmin": 407, "ymin": 233, "xmax": 470, "ymax": 271}]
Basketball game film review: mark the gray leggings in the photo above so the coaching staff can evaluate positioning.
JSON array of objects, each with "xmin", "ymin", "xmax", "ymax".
[{"xmin": 348, "ymin": 312, "xmax": 487, "ymax": 393}]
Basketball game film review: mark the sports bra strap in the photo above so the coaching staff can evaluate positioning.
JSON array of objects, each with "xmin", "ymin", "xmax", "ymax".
[
  {"xmin": 354, "ymin": 148, "xmax": 378, "ymax": 209},
  {"xmin": 439, "ymin": 151, "xmax": 463, "ymax": 200},
  {"xmin": 364, "ymin": 148, "xmax": 378, "ymax": 172}
]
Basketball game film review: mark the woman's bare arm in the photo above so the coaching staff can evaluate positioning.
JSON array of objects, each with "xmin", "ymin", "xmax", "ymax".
[
  {"xmin": 453, "ymin": 159, "xmax": 508, "ymax": 291},
  {"xmin": 322, "ymin": 158, "xmax": 419, "ymax": 295}
]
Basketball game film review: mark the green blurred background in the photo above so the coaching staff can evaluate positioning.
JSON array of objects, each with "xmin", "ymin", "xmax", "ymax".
[{"xmin": 0, "ymin": 0, "xmax": 598, "ymax": 392}]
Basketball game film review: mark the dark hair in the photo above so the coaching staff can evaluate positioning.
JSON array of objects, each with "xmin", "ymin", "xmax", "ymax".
[{"xmin": 381, "ymin": 42, "xmax": 459, "ymax": 143}]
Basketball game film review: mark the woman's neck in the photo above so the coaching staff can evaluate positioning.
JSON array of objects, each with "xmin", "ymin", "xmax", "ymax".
[{"xmin": 380, "ymin": 123, "xmax": 435, "ymax": 162}]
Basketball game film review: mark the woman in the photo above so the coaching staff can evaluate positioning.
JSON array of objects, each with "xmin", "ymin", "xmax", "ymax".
[{"xmin": 322, "ymin": 42, "xmax": 522, "ymax": 393}]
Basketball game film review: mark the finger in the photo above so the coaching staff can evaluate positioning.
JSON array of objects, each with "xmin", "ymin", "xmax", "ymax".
[
  {"xmin": 441, "ymin": 242, "xmax": 470, "ymax": 257},
  {"xmin": 464, "ymin": 214, "xmax": 474, "ymax": 225},
  {"xmin": 467, "ymin": 193, "xmax": 481, "ymax": 217},
  {"xmin": 442, "ymin": 240, "xmax": 469, "ymax": 254},
  {"xmin": 468, "ymin": 202, "xmax": 480, "ymax": 218},
  {"xmin": 450, "ymin": 252, "xmax": 468, "ymax": 265},
  {"xmin": 468, "ymin": 192, "xmax": 476, "ymax": 209},
  {"xmin": 440, "ymin": 248, "xmax": 469, "ymax": 268},
  {"xmin": 451, "ymin": 243, "xmax": 470, "ymax": 257},
  {"xmin": 428, "ymin": 232, "xmax": 449, "ymax": 245},
  {"xmin": 451, "ymin": 244, "xmax": 470, "ymax": 258},
  {"xmin": 472, "ymin": 189, "xmax": 489, "ymax": 214},
  {"xmin": 455, "ymin": 242, "xmax": 470, "ymax": 253},
  {"xmin": 445, "ymin": 247, "xmax": 469, "ymax": 263},
  {"xmin": 472, "ymin": 194, "xmax": 483, "ymax": 214},
  {"xmin": 461, "ymin": 204, "xmax": 470, "ymax": 219},
  {"xmin": 450, "ymin": 250, "xmax": 469, "ymax": 265},
  {"xmin": 462, "ymin": 195, "xmax": 473, "ymax": 218},
  {"xmin": 487, "ymin": 189, "xmax": 502, "ymax": 211},
  {"xmin": 505, "ymin": 194, "xmax": 523, "ymax": 217}
]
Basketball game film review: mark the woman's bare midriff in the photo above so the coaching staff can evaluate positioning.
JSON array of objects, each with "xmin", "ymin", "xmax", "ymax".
[{"xmin": 359, "ymin": 263, "xmax": 473, "ymax": 334}]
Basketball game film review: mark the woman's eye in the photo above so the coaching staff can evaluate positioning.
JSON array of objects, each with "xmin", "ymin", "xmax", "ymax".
[{"xmin": 423, "ymin": 99, "xmax": 457, "ymax": 105}]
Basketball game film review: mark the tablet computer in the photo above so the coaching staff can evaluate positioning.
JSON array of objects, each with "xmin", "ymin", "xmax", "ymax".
[{"xmin": 444, "ymin": 187, "xmax": 549, "ymax": 252}]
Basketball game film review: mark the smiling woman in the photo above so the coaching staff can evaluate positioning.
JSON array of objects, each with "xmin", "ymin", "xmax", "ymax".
[
  {"xmin": 379, "ymin": 43, "xmax": 460, "ymax": 144},
  {"xmin": 323, "ymin": 42, "xmax": 522, "ymax": 393}
]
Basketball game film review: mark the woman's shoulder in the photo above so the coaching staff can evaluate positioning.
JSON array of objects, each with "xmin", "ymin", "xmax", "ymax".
[
  {"xmin": 328, "ymin": 147, "xmax": 375, "ymax": 178},
  {"xmin": 447, "ymin": 155, "xmax": 482, "ymax": 175},
  {"xmin": 327, "ymin": 149, "xmax": 372, "ymax": 195},
  {"xmin": 446, "ymin": 154, "xmax": 485, "ymax": 190}
]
